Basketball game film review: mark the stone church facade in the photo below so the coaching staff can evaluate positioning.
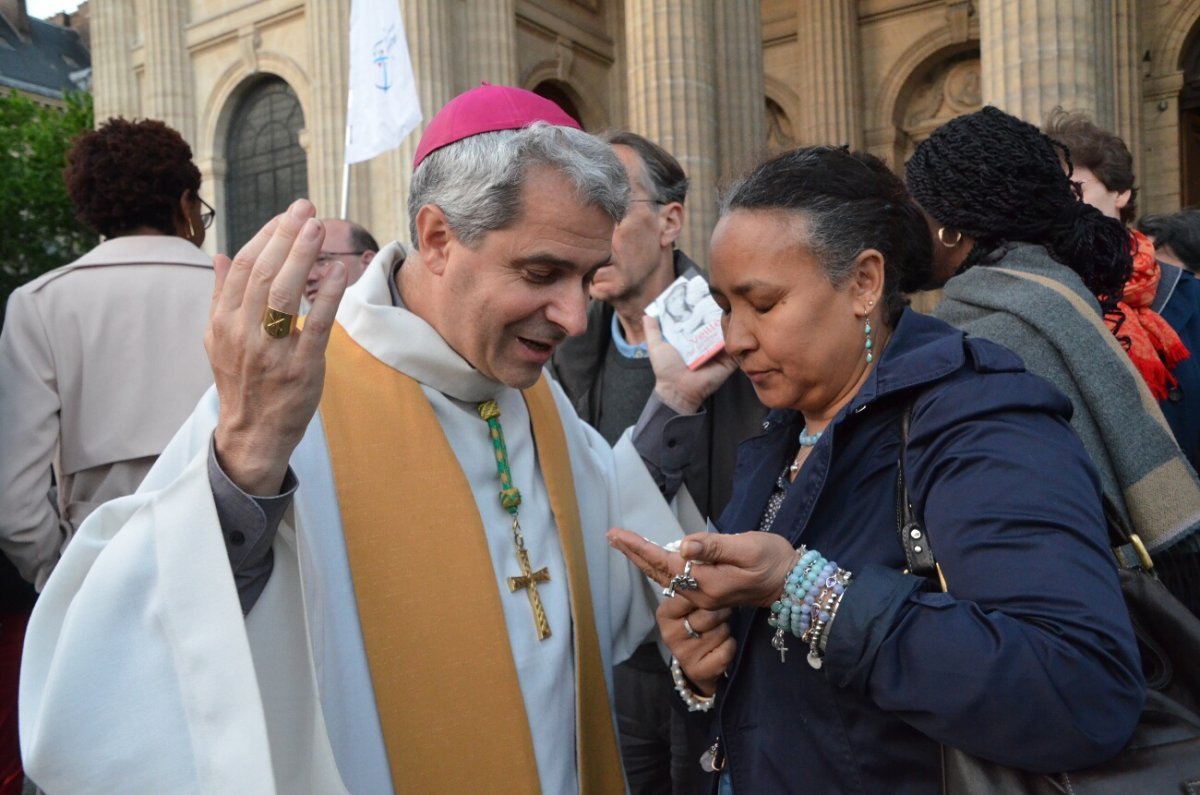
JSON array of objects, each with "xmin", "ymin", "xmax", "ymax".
[{"xmin": 90, "ymin": 0, "xmax": 1200, "ymax": 265}]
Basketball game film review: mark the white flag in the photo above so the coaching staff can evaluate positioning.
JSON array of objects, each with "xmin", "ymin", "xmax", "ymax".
[{"xmin": 345, "ymin": 0, "xmax": 422, "ymax": 164}]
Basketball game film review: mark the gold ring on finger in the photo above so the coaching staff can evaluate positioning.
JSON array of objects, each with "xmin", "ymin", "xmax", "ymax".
[{"xmin": 262, "ymin": 306, "xmax": 296, "ymax": 339}]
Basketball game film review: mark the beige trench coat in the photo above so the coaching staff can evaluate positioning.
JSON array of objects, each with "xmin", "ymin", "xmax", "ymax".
[{"xmin": 0, "ymin": 235, "xmax": 214, "ymax": 589}]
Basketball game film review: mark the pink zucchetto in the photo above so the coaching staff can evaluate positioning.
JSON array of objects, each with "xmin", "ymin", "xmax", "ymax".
[{"xmin": 411, "ymin": 82, "xmax": 582, "ymax": 170}]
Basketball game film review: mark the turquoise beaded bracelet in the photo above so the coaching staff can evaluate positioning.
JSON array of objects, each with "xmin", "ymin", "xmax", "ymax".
[{"xmin": 768, "ymin": 548, "xmax": 852, "ymax": 668}]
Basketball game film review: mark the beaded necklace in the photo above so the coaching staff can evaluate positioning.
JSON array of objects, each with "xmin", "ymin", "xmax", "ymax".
[
  {"xmin": 478, "ymin": 399, "xmax": 552, "ymax": 641},
  {"xmin": 788, "ymin": 427, "xmax": 823, "ymax": 475}
]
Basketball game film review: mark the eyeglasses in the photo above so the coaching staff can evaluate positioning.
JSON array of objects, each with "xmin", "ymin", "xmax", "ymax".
[
  {"xmin": 316, "ymin": 251, "xmax": 366, "ymax": 263},
  {"xmin": 198, "ymin": 196, "xmax": 216, "ymax": 230}
]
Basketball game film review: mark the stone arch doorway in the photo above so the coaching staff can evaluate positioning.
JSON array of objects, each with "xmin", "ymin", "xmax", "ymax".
[
  {"xmin": 889, "ymin": 48, "xmax": 980, "ymax": 315},
  {"xmin": 224, "ymin": 76, "xmax": 309, "ymax": 253},
  {"xmin": 765, "ymin": 97, "xmax": 796, "ymax": 154},
  {"xmin": 1180, "ymin": 24, "xmax": 1200, "ymax": 206},
  {"xmin": 532, "ymin": 79, "xmax": 585, "ymax": 128}
]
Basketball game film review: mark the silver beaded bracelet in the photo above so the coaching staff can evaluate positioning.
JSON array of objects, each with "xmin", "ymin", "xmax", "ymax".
[{"xmin": 670, "ymin": 657, "xmax": 715, "ymax": 712}]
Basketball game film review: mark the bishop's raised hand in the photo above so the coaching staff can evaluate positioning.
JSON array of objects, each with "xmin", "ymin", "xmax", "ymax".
[{"xmin": 206, "ymin": 199, "xmax": 348, "ymax": 495}]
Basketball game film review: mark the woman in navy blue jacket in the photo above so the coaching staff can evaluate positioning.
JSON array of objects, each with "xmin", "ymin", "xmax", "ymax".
[{"xmin": 612, "ymin": 147, "xmax": 1144, "ymax": 794}]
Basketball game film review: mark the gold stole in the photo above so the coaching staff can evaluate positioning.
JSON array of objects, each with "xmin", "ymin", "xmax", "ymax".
[{"xmin": 319, "ymin": 323, "xmax": 624, "ymax": 793}]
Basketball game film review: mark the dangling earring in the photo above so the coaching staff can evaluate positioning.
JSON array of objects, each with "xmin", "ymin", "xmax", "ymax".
[
  {"xmin": 937, "ymin": 226, "xmax": 962, "ymax": 248},
  {"xmin": 864, "ymin": 318, "xmax": 874, "ymax": 364}
]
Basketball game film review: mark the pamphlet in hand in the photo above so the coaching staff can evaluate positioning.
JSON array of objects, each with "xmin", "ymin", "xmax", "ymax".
[{"xmin": 644, "ymin": 274, "xmax": 725, "ymax": 370}]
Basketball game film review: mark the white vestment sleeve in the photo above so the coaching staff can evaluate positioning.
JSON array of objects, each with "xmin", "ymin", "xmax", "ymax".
[
  {"xmin": 607, "ymin": 430, "xmax": 684, "ymax": 663},
  {"xmin": 20, "ymin": 389, "xmax": 345, "ymax": 795},
  {"xmin": 542, "ymin": 378, "xmax": 684, "ymax": 669}
]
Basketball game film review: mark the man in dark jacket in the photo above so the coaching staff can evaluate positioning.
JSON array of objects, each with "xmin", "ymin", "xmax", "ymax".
[
  {"xmin": 1139, "ymin": 209, "xmax": 1200, "ymax": 275},
  {"xmin": 552, "ymin": 131, "xmax": 764, "ymax": 517},
  {"xmin": 551, "ymin": 132, "xmax": 764, "ymax": 795}
]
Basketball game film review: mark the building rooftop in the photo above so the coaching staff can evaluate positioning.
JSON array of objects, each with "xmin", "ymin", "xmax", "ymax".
[{"xmin": 0, "ymin": 3, "xmax": 90, "ymax": 100}]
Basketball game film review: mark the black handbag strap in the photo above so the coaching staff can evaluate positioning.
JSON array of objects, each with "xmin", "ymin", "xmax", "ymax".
[
  {"xmin": 896, "ymin": 400, "xmax": 939, "ymax": 580},
  {"xmin": 896, "ymin": 398, "xmax": 1154, "ymax": 582}
]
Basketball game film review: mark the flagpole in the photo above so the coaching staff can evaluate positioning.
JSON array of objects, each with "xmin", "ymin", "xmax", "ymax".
[
  {"xmin": 341, "ymin": 90, "xmax": 352, "ymax": 220},
  {"xmin": 340, "ymin": 161, "xmax": 350, "ymax": 220}
]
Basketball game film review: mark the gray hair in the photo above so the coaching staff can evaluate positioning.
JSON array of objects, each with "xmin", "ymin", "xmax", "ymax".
[
  {"xmin": 601, "ymin": 130, "xmax": 688, "ymax": 205},
  {"xmin": 407, "ymin": 121, "xmax": 629, "ymax": 248},
  {"xmin": 719, "ymin": 146, "xmax": 933, "ymax": 324}
]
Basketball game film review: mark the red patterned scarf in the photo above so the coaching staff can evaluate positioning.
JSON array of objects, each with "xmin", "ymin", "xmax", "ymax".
[{"xmin": 1104, "ymin": 229, "xmax": 1191, "ymax": 400}]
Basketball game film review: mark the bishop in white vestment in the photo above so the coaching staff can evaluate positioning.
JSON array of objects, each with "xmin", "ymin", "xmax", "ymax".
[
  {"xmin": 18, "ymin": 87, "xmax": 733, "ymax": 794},
  {"xmin": 22, "ymin": 245, "xmax": 679, "ymax": 793}
]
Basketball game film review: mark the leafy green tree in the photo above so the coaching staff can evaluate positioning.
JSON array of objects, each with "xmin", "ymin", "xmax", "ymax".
[{"xmin": 0, "ymin": 91, "xmax": 96, "ymax": 310}]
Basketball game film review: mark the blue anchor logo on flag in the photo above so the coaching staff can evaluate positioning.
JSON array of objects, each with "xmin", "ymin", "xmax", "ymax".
[{"xmin": 373, "ymin": 25, "xmax": 399, "ymax": 92}]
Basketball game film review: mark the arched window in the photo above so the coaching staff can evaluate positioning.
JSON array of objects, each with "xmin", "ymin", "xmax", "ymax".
[{"xmin": 225, "ymin": 77, "xmax": 308, "ymax": 253}]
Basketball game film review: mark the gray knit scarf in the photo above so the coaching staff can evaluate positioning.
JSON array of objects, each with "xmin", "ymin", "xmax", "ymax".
[{"xmin": 936, "ymin": 242, "xmax": 1200, "ymax": 552}]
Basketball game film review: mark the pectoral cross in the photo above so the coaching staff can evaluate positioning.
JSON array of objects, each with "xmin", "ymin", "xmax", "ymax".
[
  {"xmin": 478, "ymin": 399, "xmax": 553, "ymax": 642},
  {"xmin": 508, "ymin": 546, "xmax": 552, "ymax": 641}
]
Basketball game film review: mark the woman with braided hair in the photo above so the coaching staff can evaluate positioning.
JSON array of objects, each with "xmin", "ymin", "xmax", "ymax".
[
  {"xmin": 908, "ymin": 107, "xmax": 1133, "ymax": 305},
  {"xmin": 906, "ymin": 105, "xmax": 1200, "ymax": 611}
]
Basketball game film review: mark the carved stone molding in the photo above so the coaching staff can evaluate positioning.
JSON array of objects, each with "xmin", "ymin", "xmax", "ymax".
[
  {"xmin": 944, "ymin": 59, "xmax": 981, "ymax": 112},
  {"xmin": 554, "ymin": 35, "xmax": 575, "ymax": 81},
  {"xmin": 239, "ymin": 25, "xmax": 261, "ymax": 75},
  {"xmin": 903, "ymin": 57, "xmax": 980, "ymax": 130},
  {"xmin": 946, "ymin": 0, "xmax": 973, "ymax": 43}
]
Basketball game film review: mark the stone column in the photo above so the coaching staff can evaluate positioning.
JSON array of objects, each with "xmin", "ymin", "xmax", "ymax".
[
  {"xmin": 795, "ymin": 0, "xmax": 862, "ymax": 149},
  {"xmin": 306, "ymin": 0, "xmax": 351, "ymax": 217},
  {"xmin": 714, "ymin": 0, "xmax": 766, "ymax": 179},
  {"xmin": 137, "ymin": 0, "xmax": 195, "ymax": 143},
  {"xmin": 626, "ymin": 0, "xmax": 718, "ymax": 267},
  {"xmin": 466, "ymin": 0, "xmax": 518, "ymax": 86},
  {"xmin": 90, "ymin": 0, "xmax": 139, "ymax": 122},
  {"xmin": 194, "ymin": 155, "xmax": 226, "ymax": 254},
  {"xmin": 384, "ymin": 0, "xmax": 456, "ymax": 245},
  {"xmin": 1112, "ymin": 0, "xmax": 1142, "ymax": 180},
  {"xmin": 979, "ymin": 0, "xmax": 1114, "ymax": 128},
  {"xmin": 1091, "ymin": 3, "xmax": 1116, "ymax": 131}
]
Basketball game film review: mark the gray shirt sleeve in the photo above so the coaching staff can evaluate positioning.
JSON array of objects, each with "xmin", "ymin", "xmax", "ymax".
[
  {"xmin": 631, "ymin": 393, "xmax": 707, "ymax": 502},
  {"xmin": 207, "ymin": 438, "xmax": 297, "ymax": 615}
]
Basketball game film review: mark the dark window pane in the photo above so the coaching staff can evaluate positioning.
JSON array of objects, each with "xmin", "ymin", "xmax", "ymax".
[{"xmin": 225, "ymin": 78, "xmax": 309, "ymax": 253}]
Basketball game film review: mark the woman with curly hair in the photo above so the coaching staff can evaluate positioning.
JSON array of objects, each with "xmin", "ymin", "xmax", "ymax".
[
  {"xmin": 906, "ymin": 106, "xmax": 1200, "ymax": 612},
  {"xmin": 0, "ymin": 117, "xmax": 216, "ymax": 590}
]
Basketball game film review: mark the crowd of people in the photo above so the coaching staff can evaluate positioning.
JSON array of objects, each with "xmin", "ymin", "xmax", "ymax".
[{"xmin": 0, "ymin": 82, "xmax": 1198, "ymax": 794}]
